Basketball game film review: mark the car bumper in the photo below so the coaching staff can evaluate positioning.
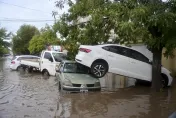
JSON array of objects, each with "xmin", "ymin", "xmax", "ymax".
[
  {"xmin": 75, "ymin": 54, "xmax": 92, "ymax": 68},
  {"xmin": 10, "ymin": 64, "xmax": 17, "ymax": 70},
  {"xmin": 62, "ymin": 85, "xmax": 101, "ymax": 91}
]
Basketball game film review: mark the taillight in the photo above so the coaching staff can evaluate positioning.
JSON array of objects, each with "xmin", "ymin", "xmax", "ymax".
[
  {"xmin": 11, "ymin": 61, "xmax": 15, "ymax": 64},
  {"xmin": 79, "ymin": 48, "xmax": 91, "ymax": 53}
]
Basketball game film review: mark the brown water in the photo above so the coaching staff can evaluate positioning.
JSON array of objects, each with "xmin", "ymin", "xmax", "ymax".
[{"xmin": 0, "ymin": 57, "xmax": 176, "ymax": 118}]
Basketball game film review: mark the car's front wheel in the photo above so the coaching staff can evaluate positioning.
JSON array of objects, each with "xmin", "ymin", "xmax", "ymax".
[
  {"xmin": 91, "ymin": 62, "xmax": 108, "ymax": 78},
  {"xmin": 42, "ymin": 70, "xmax": 49, "ymax": 76}
]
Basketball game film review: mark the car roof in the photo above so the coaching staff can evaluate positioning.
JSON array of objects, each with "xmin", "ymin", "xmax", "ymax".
[
  {"xmin": 97, "ymin": 43, "xmax": 131, "ymax": 48},
  {"xmin": 96, "ymin": 43, "xmax": 144, "ymax": 52}
]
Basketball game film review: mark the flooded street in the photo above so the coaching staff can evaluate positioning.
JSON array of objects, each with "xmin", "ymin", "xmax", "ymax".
[{"xmin": 0, "ymin": 57, "xmax": 176, "ymax": 118}]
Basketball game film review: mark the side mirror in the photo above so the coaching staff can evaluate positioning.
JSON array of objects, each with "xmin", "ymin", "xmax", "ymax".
[{"xmin": 49, "ymin": 57, "xmax": 53, "ymax": 62}]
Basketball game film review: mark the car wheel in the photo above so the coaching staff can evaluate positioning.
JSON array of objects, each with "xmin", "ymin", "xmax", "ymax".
[
  {"xmin": 16, "ymin": 66, "xmax": 20, "ymax": 71},
  {"xmin": 161, "ymin": 74, "xmax": 168, "ymax": 88},
  {"xmin": 42, "ymin": 70, "xmax": 49, "ymax": 76},
  {"xmin": 91, "ymin": 62, "xmax": 108, "ymax": 78}
]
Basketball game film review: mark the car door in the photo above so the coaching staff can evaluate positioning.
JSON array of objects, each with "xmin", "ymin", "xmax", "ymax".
[
  {"xmin": 127, "ymin": 49, "xmax": 152, "ymax": 81},
  {"xmin": 41, "ymin": 52, "xmax": 55, "ymax": 76},
  {"xmin": 102, "ymin": 46, "xmax": 130, "ymax": 76}
]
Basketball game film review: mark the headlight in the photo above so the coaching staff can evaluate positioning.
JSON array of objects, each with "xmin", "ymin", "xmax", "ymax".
[
  {"xmin": 94, "ymin": 80, "xmax": 100, "ymax": 87},
  {"xmin": 63, "ymin": 78, "xmax": 72, "ymax": 86},
  {"xmin": 55, "ymin": 65, "xmax": 60, "ymax": 71}
]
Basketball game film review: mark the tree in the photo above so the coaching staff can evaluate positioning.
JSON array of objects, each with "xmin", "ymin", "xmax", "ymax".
[
  {"xmin": 12, "ymin": 24, "xmax": 39, "ymax": 55},
  {"xmin": 28, "ymin": 25, "xmax": 59, "ymax": 55},
  {"xmin": 55, "ymin": 0, "xmax": 176, "ymax": 90},
  {"xmin": 0, "ymin": 27, "xmax": 11, "ymax": 56}
]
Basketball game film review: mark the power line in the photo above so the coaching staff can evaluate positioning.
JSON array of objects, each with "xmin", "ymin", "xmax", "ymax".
[
  {"xmin": 0, "ymin": 19, "xmax": 55, "ymax": 22},
  {"xmin": 0, "ymin": 17, "xmax": 55, "ymax": 22},
  {"xmin": 0, "ymin": 1, "xmax": 52, "ymax": 14},
  {"xmin": 0, "ymin": 17, "xmax": 54, "ymax": 20}
]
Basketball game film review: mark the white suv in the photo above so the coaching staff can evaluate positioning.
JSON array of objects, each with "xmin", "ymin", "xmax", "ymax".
[
  {"xmin": 75, "ymin": 44, "xmax": 173, "ymax": 87},
  {"xmin": 10, "ymin": 55, "xmax": 40, "ymax": 70}
]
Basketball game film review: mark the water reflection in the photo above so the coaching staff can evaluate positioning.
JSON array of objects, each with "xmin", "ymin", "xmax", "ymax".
[{"xmin": 0, "ymin": 57, "xmax": 176, "ymax": 118}]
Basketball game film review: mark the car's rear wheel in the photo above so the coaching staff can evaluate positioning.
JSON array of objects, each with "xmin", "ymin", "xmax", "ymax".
[
  {"xmin": 91, "ymin": 62, "xmax": 108, "ymax": 78},
  {"xmin": 161, "ymin": 74, "xmax": 168, "ymax": 88}
]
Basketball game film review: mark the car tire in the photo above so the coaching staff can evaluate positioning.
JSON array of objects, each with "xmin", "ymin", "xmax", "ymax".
[
  {"xmin": 42, "ymin": 70, "xmax": 49, "ymax": 76},
  {"xmin": 91, "ymin": 62, "xmax": 108, "ymax": 78},
  {"xmin": 16, "ymin": 66, "xmax": 20, "ymax": 71},
  {"xmin": 161, "ymin": 74, "xmax": 168, "ymax": 88}
]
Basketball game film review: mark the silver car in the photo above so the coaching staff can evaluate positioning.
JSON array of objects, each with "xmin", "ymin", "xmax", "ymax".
[{"xmin": 56, "ymin": 61, "xmax": 101, "ymax": 92}]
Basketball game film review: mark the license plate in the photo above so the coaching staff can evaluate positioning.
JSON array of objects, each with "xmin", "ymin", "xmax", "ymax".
[
  {"xmin": 80, "ymin": 89, "xmax": 88, "ymax": 92},
  {"xmin": 80, "ymin": 84, "xmax": 88, "ymax": 92}
]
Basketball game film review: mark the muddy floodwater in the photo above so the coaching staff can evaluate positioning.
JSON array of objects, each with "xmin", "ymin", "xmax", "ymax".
[{"xmin": 0, "ymin": 57, "xmax": 176, "ymax": 118}]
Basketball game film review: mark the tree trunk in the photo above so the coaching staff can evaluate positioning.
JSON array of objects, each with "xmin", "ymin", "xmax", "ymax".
[{"xmin": 151, "ymin": 48, "xmax": 163, "ymax": 91}]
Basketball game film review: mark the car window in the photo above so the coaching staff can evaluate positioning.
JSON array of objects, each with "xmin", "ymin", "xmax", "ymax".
[
  {"xmin": 102, "ymin": 46, "xmax": 118, "ymax": 53},
  {"xmin": 44, "ymin": 52, "xmax": 52, "ymax": 60},
  {"xmin": 129, "ymin": 49, "xmax": 149, "ymax": 63},
  {"xmin": 102, "ymin": 46, "xmax": 129, "ymax": 57},
  {"xmin": 117, "ymin": 47, "xmax": 129, "ymax": 57},
  {"xmin": 63, "ymin": 63, "xmax": 90, "ymax": 74},
  {"xmin": 52, "ymin": 53, "xmax": 67, "ymax": 62},
  {"xmin": 17, "ymin": 57, "xmax": 22, "ymax": 61}
]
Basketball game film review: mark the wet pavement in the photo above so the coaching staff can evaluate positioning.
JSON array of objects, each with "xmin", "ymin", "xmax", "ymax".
[{"xmin": 0, "ymin": 57, "xmax": 176, "ymax": 118}]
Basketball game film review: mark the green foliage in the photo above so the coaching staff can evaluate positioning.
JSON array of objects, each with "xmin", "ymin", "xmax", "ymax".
[
  {"xmin": 28, "ymin": 25, "xmax": 59, "ymax": 54},
  {"xmin": 12, "ymin": 24, "xmax": 39, "ymax": 55},
  {"xmin": 55, "ymin": 0, "xmax": 176, "ymax": 60},
  {"xmin": 0, "ymin": 27, "xmax": 11, "ymax": 56}
]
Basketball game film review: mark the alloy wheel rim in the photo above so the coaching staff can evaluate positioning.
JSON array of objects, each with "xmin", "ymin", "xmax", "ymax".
[
  {"xmin": 162, "ymin": 79, "xmax": 166, "ymax": 87},
  {"xmin": 93, "ymin": 64, "xmax": 105, "ymax": 77}
]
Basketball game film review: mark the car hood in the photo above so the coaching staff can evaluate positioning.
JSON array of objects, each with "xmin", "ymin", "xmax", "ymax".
[{"xmin": 64, "ymin": 73, "xmax": 99, "ymax": 84}]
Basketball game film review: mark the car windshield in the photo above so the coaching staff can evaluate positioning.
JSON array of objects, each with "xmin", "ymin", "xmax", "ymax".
[
  {"xmin": 63, "ymin": 63, "xmax": 90, "ymax": 74},
  {"xmin": 52, "ymin": 53, "xmax": 67, "ymax": 62}
]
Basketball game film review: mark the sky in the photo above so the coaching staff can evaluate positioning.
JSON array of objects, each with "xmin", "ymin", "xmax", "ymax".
[
  {"xmin": 0, "ymin": 0, "xmax": 168, "ymax": 42},
  {"xmin": 0, "ymin": 0, "xmax": 69, "ymax": 35}
]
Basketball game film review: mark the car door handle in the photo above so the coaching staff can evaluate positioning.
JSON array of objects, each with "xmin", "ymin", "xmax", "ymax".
[{"xmin": 131, "ymin": 61, "xmax": 136, "ymax": 64}]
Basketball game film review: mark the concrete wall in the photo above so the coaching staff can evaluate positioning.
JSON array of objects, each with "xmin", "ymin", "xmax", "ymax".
[
  {"xmin": 162, "ymin": 49, "xmax": 176, "ymax": 73},
  {"xmin": 100, "ymin": 73, "xmax": 136, "ymax": 91}
]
